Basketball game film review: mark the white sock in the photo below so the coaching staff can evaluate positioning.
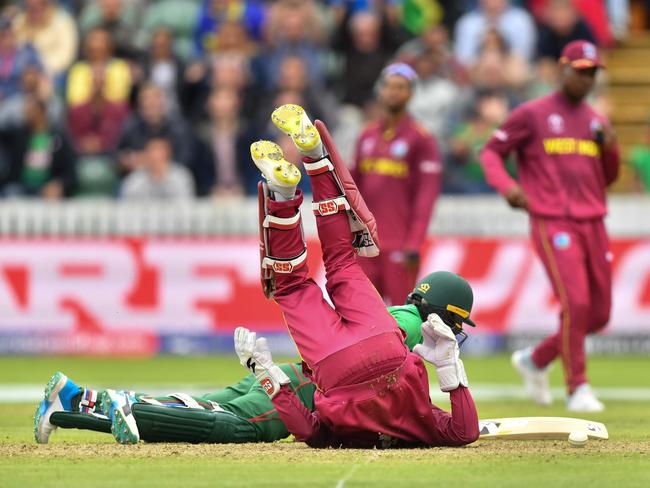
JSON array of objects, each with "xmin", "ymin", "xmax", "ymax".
[
  {"xmin": 301, "ymin": 141, "xmax": 325, "ymax": 160},
  {"xmin": 268, "ymin": 183, "xmax": 296, "ymax": 201}
]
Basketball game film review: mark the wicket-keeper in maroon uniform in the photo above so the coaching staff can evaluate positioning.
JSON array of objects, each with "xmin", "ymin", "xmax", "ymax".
[
  {"xmin": 480, "ymin": 41, "xmax": 620, "ymax": 412},
  {"xmin": 352, "ymin": 64, "xmax": 443, "ymax": 305},
  {"xmin": 233, "ymin": 102, "xmax": 479, "ymax": 448}
]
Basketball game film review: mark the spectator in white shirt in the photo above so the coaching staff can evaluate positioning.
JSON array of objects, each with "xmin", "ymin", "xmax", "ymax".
[
  {"xmin": 453, "ymin": 0, "xmax": 536, "ymax": 67},
  {"xmin": 121, "ymin": 136, "xmax": 194, "ymax": 200}
]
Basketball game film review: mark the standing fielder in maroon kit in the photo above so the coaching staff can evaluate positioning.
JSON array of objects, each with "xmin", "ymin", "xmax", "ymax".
[
  {"xmin": 352, "ymin": 63, "xmax": 443, "ymax": 305},
  {"xmin": 480, "ymin": 40, "xmax": 620, "ymax": 412},
  {"xmin": 233, "ymin": 103, "xmax": 479, "ymax": 448}
]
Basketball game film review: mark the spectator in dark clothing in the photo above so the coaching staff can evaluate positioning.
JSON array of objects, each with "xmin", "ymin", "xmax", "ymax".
[
  {"xmin": 0, "ymin": 96, "xmax": 76, "ymax": 198},
  {"xmin": 67, "ymin": 66, "xmax": 129, "ymax": 155},
  {"xmin": 141, "ymin": 27, "xmax": 185, "ymax": 116},
  {"xmin": 254, "ymin": 55, "xmax": 337, "ymax": 133},
  {"xmin": 117, "ymin": 83, "xmax": 192, "ymax": 175},
  {"xmin": 333, "ymin": 10, "xmax": 406, "ymax": 108},
  {"xmin": 79, "ymin": 0, "xmax": 141, "ymax": 60},
  {"xmin": 0, "ymin": 64, "xmax": 64, "ymax": 129},
  {"xmin": 536, "ymin": 0, "xmax": 596, "ymax": 61},
  {"xmin": 0, "ymin": 17, "xmax": 42, "ymax": 101},
  {"xmin": 262, "ymin": 0, "xmax": 325, "ymax": 89},
  {"xmin": 198, "ymin": 86, "xmax": 258, "ymax": 197}
]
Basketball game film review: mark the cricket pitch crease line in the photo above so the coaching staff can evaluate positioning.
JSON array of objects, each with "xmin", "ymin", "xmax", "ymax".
[
  {"xmin": 3, "ymin": 384, "xmax": 650, "ymax": 403},
  {"xmin": 335, "ymin": 451, "xmax": 381, "ymax": 488}
]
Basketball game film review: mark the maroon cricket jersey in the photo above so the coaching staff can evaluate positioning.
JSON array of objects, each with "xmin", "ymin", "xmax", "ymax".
[
  {"xmin": 481, "ymin": 91, "xmax": 620, "ymax": 219},
  {"xmin": 270, "ymin": 352, "xmax": 479, "ymax": 448},
  {"xmin": 352, "ymin": 114, "xmax": 442, "ymax": 250}
]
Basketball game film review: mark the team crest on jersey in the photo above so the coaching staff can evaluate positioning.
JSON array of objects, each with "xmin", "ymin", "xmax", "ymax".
[
  {"xmin": 391, "ymin": 140, "xmax": 409, "ymax": 158},
  {"xmin": 553, "ymin": 232, "xmax": 571, "ymax": 250},
  {"xmin": 548, "ymin": 113, "xmax": 564, "ymax": 134},
  {"xmin": 361, "ymin": 138, "xmax": 375, "ymax": 155}
]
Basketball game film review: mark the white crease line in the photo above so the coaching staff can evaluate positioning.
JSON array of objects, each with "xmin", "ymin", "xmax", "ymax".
[{"xmin": 335, "ymin": 451, "xmax": 380, "ymax": 488}]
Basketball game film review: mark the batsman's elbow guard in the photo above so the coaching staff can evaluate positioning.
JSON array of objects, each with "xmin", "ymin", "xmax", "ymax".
[
  {"xmin": 257, "ymin": 365, "xmax": 291, "ymax": 399},
  {"xmin": 436, "ymin": 359, "xmax": 469, "ymax": 392}
]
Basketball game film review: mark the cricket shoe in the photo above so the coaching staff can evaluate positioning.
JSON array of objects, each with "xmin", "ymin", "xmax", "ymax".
[
  {"xmin": 567, "ymin": 384, "xmax": 605, "ymax": 413},
  {"xmin": 271, "ymin": 104, "xmax": 323, "ymax": 159},
  {"xmin": 34, "ymin": 372, "xmax": 81, "ymax": 444},
  {"xmin": 102, "ymin": 389, "xmax": 140, "ymax": 444},
  {"xmin": 250, "ymin": 140, "xmax": 302, "ymax": 200},
  {"xmin": 511, "ymin": 348, "xmax": 552, "ymax": 406}
]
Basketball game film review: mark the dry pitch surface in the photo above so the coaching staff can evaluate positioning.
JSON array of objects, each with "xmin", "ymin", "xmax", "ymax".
[{"xmin": 1, "ymin": 355, "xmax": 649, "ymax": 487}]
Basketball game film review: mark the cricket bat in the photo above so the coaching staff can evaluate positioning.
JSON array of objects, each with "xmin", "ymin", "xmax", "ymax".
[{"xmin": 478, "ymin": 417, "xmax": 609, "ymax": 440}]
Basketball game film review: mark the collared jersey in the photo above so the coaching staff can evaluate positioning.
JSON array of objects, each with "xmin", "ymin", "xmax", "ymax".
[
  {"xmin": 352, "ymin": 114, "xmax": 442, "ymax": 250},
  {"xmin": 481, "ymin": 91, "xmax": 620, "ymax": 219}
]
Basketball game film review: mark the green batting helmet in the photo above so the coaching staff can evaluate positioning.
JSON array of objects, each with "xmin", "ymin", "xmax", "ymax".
[{"xmin": 407, "ymin": 271, "xmax": 476, "ymax": 333}]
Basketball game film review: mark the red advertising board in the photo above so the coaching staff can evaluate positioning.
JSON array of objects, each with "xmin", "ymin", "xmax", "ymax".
[{"xmin": 0, "ymin": 237, "xmax": 648, "ymax": 354}]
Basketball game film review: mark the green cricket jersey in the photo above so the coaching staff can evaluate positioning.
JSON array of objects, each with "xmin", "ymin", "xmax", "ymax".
[{"xmin": 388, "ymin": 304, "xmax": 423, "ymax": 350}]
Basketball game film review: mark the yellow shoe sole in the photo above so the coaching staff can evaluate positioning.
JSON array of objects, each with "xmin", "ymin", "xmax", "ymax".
[
  {"xmin": 250, "ymin": 140, "xmax": 302, "ymax": 187},
  {"xmin": 271, "ymin": 104, "xmax": 321, "ymax": 153}
]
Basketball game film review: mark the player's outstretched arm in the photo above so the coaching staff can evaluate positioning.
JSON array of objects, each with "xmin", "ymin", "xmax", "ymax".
[
  {"xmin": 234, "ymin": 327, "xmax": 331, "ymax": 446},
  {"xmin": 413, "ymin": 314, "xmax": 479, "ymax": 446}
]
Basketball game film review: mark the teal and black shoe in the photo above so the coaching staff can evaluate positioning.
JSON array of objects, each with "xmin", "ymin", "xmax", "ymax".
[
  {"xmin": 34, "ymin": 372, "xmax": 81, "ymax": 444},
  {"xmin": 102, "ymin": 389, "xmax": 140, "ymax": 445}
]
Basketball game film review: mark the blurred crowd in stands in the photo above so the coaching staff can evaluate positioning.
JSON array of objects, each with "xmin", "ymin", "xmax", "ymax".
[{"xmin": 0, "ymin": 0, "xmax": 647, "ymax": 200}]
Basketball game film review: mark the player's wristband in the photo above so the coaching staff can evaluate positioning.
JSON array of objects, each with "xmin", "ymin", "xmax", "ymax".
[{"xmin": 256, "ymin": 365, "xmax": 291, "ymax": 399}]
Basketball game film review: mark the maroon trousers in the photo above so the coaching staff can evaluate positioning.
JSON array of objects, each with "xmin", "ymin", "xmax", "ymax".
[
  {"xmin": 265, "ymin": 171, "xmax": 407, "ymax": 392},
  {"xmin": 529, "ymin": 216, "xmax": 612, "ymax": 393}
]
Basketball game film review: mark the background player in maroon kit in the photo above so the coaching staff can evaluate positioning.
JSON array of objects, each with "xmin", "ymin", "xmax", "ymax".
[
  {"xmin": 480, "ymin": 40, "xmax": 620, "ymax": 412},
  {"xmin": 234, "ymin": 103, "xmax": 478, "ymax": 448},
  {"xmin": 352, "ymin": 63, "xmax": 443, "ymax": 305}
]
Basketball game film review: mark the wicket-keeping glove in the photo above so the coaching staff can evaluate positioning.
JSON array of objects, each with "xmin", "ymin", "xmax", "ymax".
[
  {"xmin": 413, "ymin": 313, "xmax": 468, "ymax": 392},
  {"xmin": 234, "ymin": 327, "xmax": 290, "ymax": 399}
]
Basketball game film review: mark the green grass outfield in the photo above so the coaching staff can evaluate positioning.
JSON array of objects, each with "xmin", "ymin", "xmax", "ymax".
[{"xmin": 1, "ymin": 355, "xmax": 649, "ymax": 488}]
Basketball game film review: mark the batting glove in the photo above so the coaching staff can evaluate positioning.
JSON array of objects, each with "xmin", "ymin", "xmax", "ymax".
[
  {"xmin": 234, "ymin": 327, "xmax": 290, "ymax": 399},
  {"xmin": 413, "ymin": 313, "xmax": 469, "ymax": 392}
]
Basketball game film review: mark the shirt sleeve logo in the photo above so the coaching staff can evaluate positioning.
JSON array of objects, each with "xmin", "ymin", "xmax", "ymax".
[
  {"xmin": 419, "ymin": 160, "xmax": 442, "ymax": 174},
  {"xmin": 547, "ymin": 113, "xmax": 565, "ymax": 134}
]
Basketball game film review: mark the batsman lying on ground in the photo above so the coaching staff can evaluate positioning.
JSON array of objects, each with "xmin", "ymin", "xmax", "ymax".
[
  {"xmin": 34, "ymin": 105, "xmax": 479, "ymax": 448},
  {"xmin": 34, "ymin": 271, "xmax": 477, "ymax": 446}
]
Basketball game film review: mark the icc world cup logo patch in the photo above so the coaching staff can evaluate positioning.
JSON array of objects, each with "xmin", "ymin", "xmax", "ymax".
[
  {"xmin": 553, "ymin": 232, "xmax": 571, "ymax": 250},
  {"xmin": 548, "ymin": 113, "xmax": 564, "ymax": 134}
]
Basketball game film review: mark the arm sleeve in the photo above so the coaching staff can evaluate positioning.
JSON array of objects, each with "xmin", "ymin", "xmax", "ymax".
[
  {"xmin": 429, "ymin": 386, "xmax": 480, "ymax": 447},
  {"xmin": 389, "ymin": 306, "xmax": 423, "ymax": 351},
  {"xmin": 404, "ymin": 134, "xmax": 442, "ymax": 251},
  {"xmin": 201, "ymin": 374, "xmax": 258, "ymax": 403},
  {"xmin": 480, "ymin": 105, "xmax": 532, "ymax": 195},
  {"xmin": 270, "ymin": 385, "xmax": 332, "ymax": 447},
  {"xmin": 600, "ymin": 120, "xmax": 621, "ymax": 186}
]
